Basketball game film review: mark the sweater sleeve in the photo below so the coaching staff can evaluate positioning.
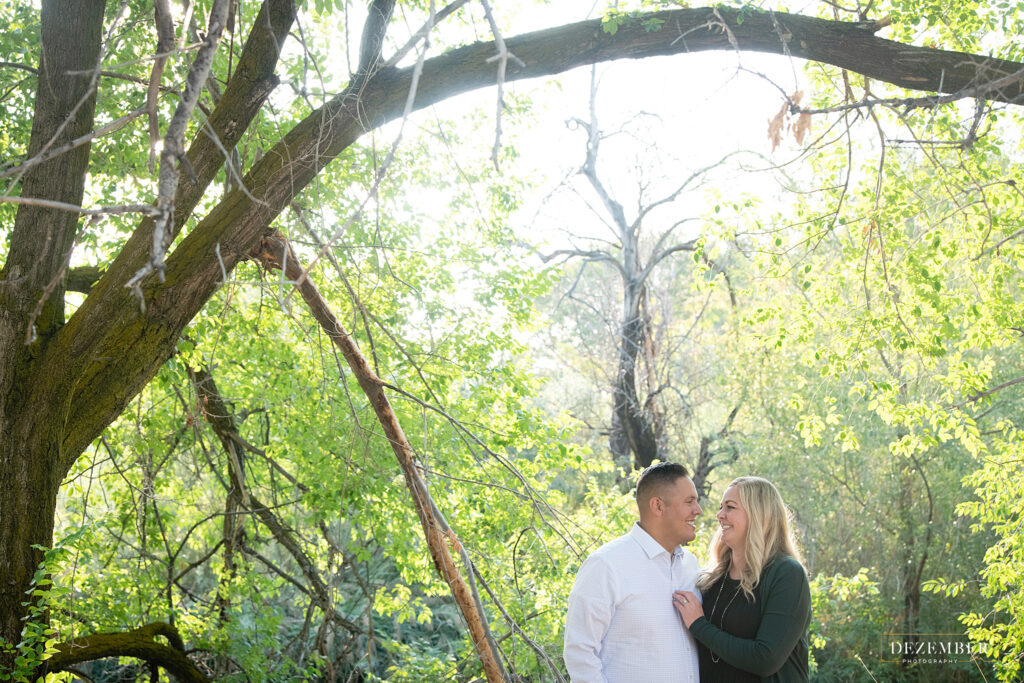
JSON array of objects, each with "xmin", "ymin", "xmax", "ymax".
[{"xmin": 687, "ymin": 555, "xmax": 811, "ymax": 677}]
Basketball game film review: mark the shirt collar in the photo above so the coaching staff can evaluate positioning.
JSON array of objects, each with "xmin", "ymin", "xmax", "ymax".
[{"xmin": 629, "ymin": 522, "xmax": 685, "ymax": 560}]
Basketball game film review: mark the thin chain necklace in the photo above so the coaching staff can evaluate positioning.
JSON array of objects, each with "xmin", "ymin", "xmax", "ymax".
[{"xmin": 708, "ymin": 575, "xmax": 742, "ymax": 664}]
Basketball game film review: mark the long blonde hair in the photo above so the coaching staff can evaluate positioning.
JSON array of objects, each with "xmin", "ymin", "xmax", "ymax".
[{"xmin": 697, "ymin": 476, "xmax": 804, "ymax": 600}]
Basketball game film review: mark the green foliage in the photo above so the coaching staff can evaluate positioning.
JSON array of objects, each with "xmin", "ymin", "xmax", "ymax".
[
  {"xmin": 600, "ymin": 0, "xmax": 684, "ymax": 35},
  {"xmin": 5, "ymin": 0, "xmax": 1024, "ymax": 678},
  {"xmin": 808, "ymin": 569, "xmax": 888, "ymax": 681},
  {"xmin": 0, "ymin": 529, "xmax": 85, "ymax": 681},
  {"xmin": 952, "ymin": 424, "xmax": 1024, "ymax": 681}
]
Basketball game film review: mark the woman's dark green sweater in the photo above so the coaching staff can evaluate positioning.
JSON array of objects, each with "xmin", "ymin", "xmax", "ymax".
[{"xmin": 688, "ymin": 554, "xmax": 811, "ymax": 682}]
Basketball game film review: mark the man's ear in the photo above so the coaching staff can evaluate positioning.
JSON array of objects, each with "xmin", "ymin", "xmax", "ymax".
[{"xmin": 647, "ymin": 495, "xmax": 664, "ymax": 518}]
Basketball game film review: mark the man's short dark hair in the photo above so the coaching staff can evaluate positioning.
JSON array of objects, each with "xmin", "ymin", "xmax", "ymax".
[{"xmin": 635, "ymin": 461, "xmax": 690, "ymax": 503}]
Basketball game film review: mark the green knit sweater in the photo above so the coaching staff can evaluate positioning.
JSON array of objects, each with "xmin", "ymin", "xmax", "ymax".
[{"xmin": 688, "ymin": 554, "xmax": 811, "ymax": 682}]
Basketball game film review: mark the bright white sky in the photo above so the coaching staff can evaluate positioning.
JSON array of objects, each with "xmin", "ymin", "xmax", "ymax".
[
  {"xmin": 507, "ymin": 51, "xmax": 805, "ymax": 245},
  {"xmin": 397, "ymin": 1, "xmax": 814, "ymax": 252}
]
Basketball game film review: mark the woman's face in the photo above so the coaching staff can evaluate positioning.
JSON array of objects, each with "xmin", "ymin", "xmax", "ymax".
[{"xmin": 717, "ymin": 485, "xmax": 749, "ymax": 550}]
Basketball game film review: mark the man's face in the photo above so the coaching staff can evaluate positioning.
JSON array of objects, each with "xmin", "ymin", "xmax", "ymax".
[{"xmin": 659, "ymin": 476, "xmax": 702, "ymax": 546}]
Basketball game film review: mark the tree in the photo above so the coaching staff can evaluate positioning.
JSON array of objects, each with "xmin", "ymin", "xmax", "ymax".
[
  {"xmin": 2, "ymin": 0, "xmax": 1023, "ymax": 676},
  {"xmin": 530, "ymin": 67, "xmax": 741, "ymax": 483}
]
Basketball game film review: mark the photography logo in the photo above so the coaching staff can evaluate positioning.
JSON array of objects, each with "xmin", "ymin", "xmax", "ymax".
[{"xmin": 881, "ymin": 633, "xmax": 980, "ymax": 664}]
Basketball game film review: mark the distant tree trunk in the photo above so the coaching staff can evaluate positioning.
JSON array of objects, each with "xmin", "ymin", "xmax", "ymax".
[
  {"xmin": 889, "ymin": 366, "xmax": 933, "ymax": 657},
  {"xmin": 570, "ymin": 74, "xmax": 666, "ymax": 472},
  {"xmin": 689, "ymin": 403, "xmax": 741, "ymax": 497},
  {"xmin": 0, "ymin": 0, "xmax": 105, "ymax": 658},
  {"xmin": 610, "ymin": 281, "xmax": 661, "ymax": 470},
  {"xmin": 898, "ymin": 452, "xmax": 932, "ymax": 642}
]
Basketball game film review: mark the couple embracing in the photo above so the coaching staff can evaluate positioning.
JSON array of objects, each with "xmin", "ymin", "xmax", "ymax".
[{"xmin": 563, "ymin": 462, "xmax": 811, "ymax": 682}]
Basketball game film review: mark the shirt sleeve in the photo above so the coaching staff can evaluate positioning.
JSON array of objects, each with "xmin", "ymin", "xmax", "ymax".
[
  {"xmin": 563, "ymin": 555, "xmax": 614, "ymax": 683},
  {"xmin": 687, "ymin": 555, "xmax": 811, "ymax": 677}
]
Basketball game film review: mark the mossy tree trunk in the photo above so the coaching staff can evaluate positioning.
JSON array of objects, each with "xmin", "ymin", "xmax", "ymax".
[{"xmin": 0, "ymin": 0, "xmax": 105, "ymax": 655}]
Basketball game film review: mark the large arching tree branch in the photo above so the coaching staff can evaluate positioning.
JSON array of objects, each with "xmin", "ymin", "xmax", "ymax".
[
  {"xmin": 53, "ymin": 0, "xmax": 296, "ymax": 466},
  {"xmin": 58, "ymin": 6, "xmax": 1024, "ymax": 465}
]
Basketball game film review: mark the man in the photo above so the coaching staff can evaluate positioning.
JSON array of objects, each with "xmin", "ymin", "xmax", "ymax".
[{"xmin": 564, "ymin": 462, "xmax": 703, "ymax": 683}]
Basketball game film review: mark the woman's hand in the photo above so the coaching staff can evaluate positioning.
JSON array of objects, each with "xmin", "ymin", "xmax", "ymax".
[{"xmin": 673, "ymin": 590, "xmax": 704, "ymax": 628}]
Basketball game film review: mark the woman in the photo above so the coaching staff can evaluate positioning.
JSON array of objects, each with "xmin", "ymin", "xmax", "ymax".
[{"xmin": 673, "ymin": 476, "xmax": 811, "ymax": 682}]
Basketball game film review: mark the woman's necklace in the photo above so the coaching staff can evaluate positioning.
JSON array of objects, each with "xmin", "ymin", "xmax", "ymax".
[{"xmin": 708, "ymin": 576, "xmax": 742, "ymax": 664}]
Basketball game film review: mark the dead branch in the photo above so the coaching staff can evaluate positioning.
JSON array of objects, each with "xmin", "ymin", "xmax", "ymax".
[
  {"xmin": 0, "ymin": 106, "xmax": 146, "ymax": 181},
  {"xmin": 480, "ymin": 0, "xmax": 525, "ymax": 169},
  {"xmin": 384, "ymin": 0, "xmax": 471, "ymax": 69},
  {"xmin": 0, "ymin": 195, "xmax": 158, "ymax": 217},
  {"xmin": 148, "ymin": 0, "xmax": 175, "ymax": 172},
  {"xmin": 187, "ymin": 366, "xmax": 366, "ymax": 638},
  {"xmin": 797, "ymin": 67, "xmax": 1024, "ymax": 116},
  {"xmin": 126, "ymin": 0, "xmax": 231, "ymax": 298},
  {"xmin": 250, "ymin": 230, "xmax": 510, "ymax": 683}
]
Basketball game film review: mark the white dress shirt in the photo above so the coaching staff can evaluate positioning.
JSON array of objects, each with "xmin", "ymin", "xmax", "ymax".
[{"xmin": 563, "ymin": 523, "xmax": 700, "ymax": 683}]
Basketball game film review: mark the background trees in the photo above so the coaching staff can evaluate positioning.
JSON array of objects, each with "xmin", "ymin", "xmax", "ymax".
[
  {"xmin": 1, "ymin": 0, "xmax": 1024, "ymax": 680},
  {"xmin": 528, "ymin": 67, "xmax": 742, "ymax": 481}
]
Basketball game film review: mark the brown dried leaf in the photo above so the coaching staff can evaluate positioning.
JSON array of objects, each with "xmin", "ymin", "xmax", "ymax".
[
  {"xmin": 767, "ymin": 100, "xmax": 788, "ymax": 152},
  {"xmin": 792, "ymin": 112, "xmax": 812, "ymax": 145}
]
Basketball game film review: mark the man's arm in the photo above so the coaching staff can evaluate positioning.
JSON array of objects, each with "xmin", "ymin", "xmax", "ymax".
[{"xmin": 563, "ymin": 555, "xmax": 614, "ymax": 683}]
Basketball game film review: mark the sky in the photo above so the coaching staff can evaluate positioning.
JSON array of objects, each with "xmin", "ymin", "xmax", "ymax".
[{"xmin": 386, "ymin": 1, "xmax": 816, "ymax": 253}]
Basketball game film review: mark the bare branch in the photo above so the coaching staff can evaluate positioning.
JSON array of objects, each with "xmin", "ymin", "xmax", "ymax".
[
  {"xmin": 148, "ymin": 0, "xmax": 176, "ymax": 173},
  {"xmin": 525, "ymin": 244, "xmax": 627, "ymax": 275},
  {"xmin": 126, "ymin": 0, "xmax": 231, "ymax": 298},
  {"xmin": 0, "ymin": 195, "xmax": 158, "ymax": 217},
  {"xmin": 480, "ymin": 0, "xmax": 525, "ymax": 169},
  {"xmin": 0, "ymin": 106, "xmax": 147, "ymax": 181},
  {"xmin": 955, "ymin": 376, "xmax": 1024, "ymax": 408},
  {"xmin": 798, "ymin": 67, "xmax": 1024, "ymax": 116},
  {"xmin": 472, "ymin": 563, "xmax": 568, "ymax": 683},
  {"xmin": 384, "ymin": 0, "xmax": 471, "ymax": 69}
]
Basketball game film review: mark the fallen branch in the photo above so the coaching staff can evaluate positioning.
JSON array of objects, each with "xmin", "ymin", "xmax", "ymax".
[
  {"xmin": 126, "ymin": 0, "xmax": 231, "ymax": 298},
  {"xmin": 43, "ymin": 621, "xmax": 209, "ymax": 682},
  {"xmin": 250, "ymin": 230, "xmax": 510, "ymax": 683},
  {"xmin": 187, "ymin": 366, "xmax": 365, "ymax": 638}
]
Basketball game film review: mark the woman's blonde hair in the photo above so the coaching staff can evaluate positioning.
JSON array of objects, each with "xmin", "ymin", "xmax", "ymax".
[{"xmin": 696, "ymin": 476, "xmax": 804, "ymax": 599}]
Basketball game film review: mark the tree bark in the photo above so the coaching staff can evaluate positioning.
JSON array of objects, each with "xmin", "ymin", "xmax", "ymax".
[
  {"xmin": 0, "ymin": 0, "xmax": 295, "ymax": 664},
  {"xmin": 611, "ymin": 283, "xmax": 661, "ymax": 470},
  {"xmin": 0, "ymin": 0, "xmax": 105, "ymax": 658}
]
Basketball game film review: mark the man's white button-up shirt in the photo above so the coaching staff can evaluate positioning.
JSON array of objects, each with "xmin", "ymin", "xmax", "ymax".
[{"xmin": 563, "ymin": 523, "xmax": 700, "ymax": 683}]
